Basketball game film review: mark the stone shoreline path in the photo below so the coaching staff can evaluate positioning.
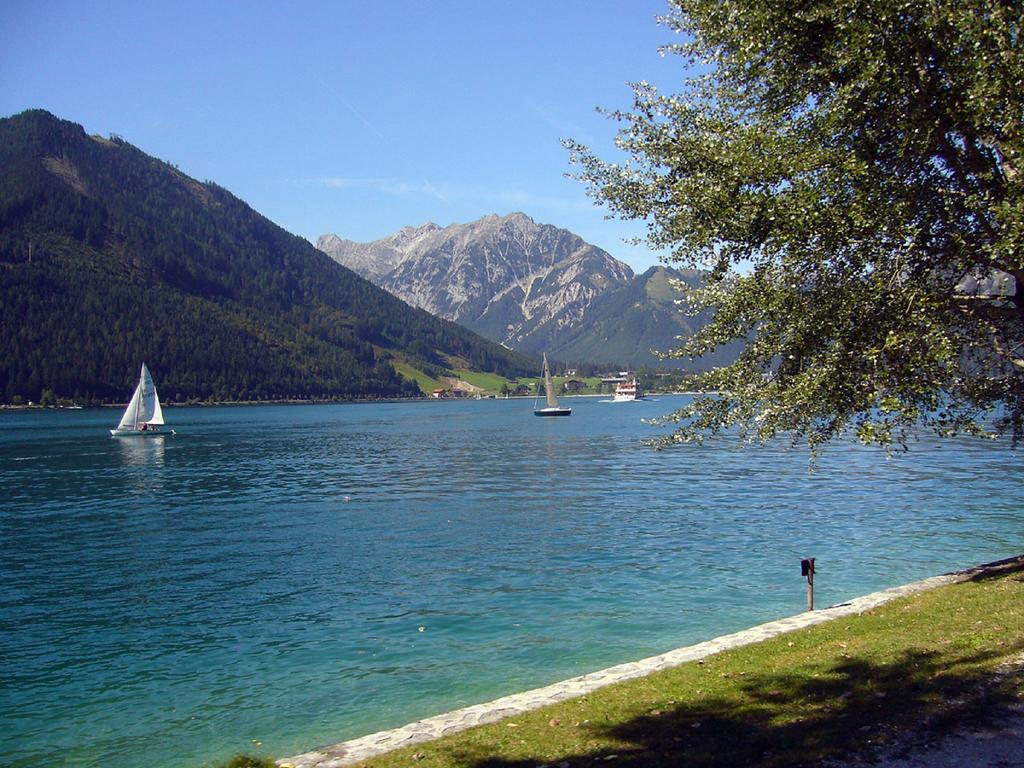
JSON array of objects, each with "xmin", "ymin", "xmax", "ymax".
[{"xmin": 280, "ymin": 558, "xmax": 1017, "ymax": 768}]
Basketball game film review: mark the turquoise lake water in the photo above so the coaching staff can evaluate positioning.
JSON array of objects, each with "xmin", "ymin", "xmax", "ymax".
[{"xmin": 1, "ymin": 396, "xmax": 1021, "ymax": 767}]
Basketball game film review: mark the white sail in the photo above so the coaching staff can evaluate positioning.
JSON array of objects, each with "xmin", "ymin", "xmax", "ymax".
[
  {"xmin": 148, "ymin": 365, "xmax": 165, "ymax": 425},
  {"xmin": 543, "ymin": 353, "xmax": 559, "ymax": 408},
  {"xmin": 116, "ymin": 363, "xmax": 164, "ymax": 430},
  {"xmin": 116, "ymin": 380, "xmax": 143, "ymax": 430}
]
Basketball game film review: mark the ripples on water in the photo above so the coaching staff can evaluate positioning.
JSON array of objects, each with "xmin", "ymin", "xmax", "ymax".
[{"xmin": 1, "ymin": 397, "xmax": 1020, "ymax": 767}]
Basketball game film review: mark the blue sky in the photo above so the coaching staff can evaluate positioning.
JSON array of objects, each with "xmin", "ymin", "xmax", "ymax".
[{"xmin": 2, "ymin": 1, "xmax": 687, "ymax": 273}]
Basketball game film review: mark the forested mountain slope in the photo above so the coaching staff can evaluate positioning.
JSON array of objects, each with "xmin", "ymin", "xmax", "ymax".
[
  {"xmin": 549, "ymin": 266, "xmax": 745, "ymax": 369},
  {"xmin": 0, "ymin": 110, "xmax": 534, "ymax": 403}
]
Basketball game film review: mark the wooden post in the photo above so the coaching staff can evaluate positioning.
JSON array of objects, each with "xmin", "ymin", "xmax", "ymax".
[
  {"xmin": 801, "ymin": 557, "xmax": 816, "ymax": 611},
  {"xmin": 807, "ymin": 563, "xmax": 814, "ymax": 611}
]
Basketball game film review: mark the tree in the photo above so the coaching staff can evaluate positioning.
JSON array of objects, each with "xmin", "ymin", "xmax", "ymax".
[{"xmin": 567, "ymin": 0, "xmax": 1022, "ymax": 450}]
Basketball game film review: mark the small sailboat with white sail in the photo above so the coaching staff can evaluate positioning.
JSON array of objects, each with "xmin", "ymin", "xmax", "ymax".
[
  {"xmin": 533, "ymin": 353, "xmax": 572, "ymax": 417},
  {"xmin": 110, "ymin": 363, "xmax": 174, "ymax": 436}
]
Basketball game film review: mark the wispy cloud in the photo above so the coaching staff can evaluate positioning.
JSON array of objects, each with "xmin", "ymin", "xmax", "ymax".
[
  {"xmin": 309, "ymin": 69, "xmax": 456, "ymax": 203},
  {"xmin": 522, "ymin": 97, "xmax": 587, "ymax": 141},
  {"xmin": 314, "ymin": 176, "xmax": 592, "ymax": 214},
  {"xmin": 312, "ymin": 73, "xmax": 390, "ymax": 146},
  {"xmin": 317, "ymin": 177, "xmax": 452, "ymax": 201},
  {"xmin": 488, "ymin": 188, "xmax": 596, "ymax": 213}
]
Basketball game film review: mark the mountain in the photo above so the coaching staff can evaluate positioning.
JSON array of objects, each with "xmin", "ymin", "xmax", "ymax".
[
  {"xmin": 547, "ymin": 266, "xmax": 744, "ymax": 369},
  {"xmin": 319, "ymin": 215, "xmax": 732, "ymax": 369},
  {"xmin": 0, "ymin": 110, "xmax": 535, "ymax": 404},
  {"xmin": 318, "ymin": 213, "xmax": 634, "ymax": 355}
]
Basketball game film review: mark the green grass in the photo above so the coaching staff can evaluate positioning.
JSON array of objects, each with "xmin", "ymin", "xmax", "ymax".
[
  {"xmin": 392, "ymin": 361, "xmax": 444, "ymax": 394},
  {"xmin": 338, "ymin": 559, "xmax": 1024, "ymax": 768},
  {"xmin": 451, "ymin": 369, "xmax": 514, "ymax": 392},
  {"xmin": 572, "ymin": 376, "xmax": 604, "ymax": 392},
  {"xmin": 388, "ymin": 368, "xmax": 608, "ymax": 398},
  {"xmin": 390, "ymin": 364, "xmax": 515, "ymax": 396},
  {"xmin": 515, "ymin": 376, "xmax": 601, "ymax": 393}
]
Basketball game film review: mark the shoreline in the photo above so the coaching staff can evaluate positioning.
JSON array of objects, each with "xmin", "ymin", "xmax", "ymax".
[
  {"xmin": 0, "ymin": 392, "xmax": 703, "ymax": 412},
  {"xmin": 280, "ymin": 556, "xmax": 1022, "ymax": 768}
]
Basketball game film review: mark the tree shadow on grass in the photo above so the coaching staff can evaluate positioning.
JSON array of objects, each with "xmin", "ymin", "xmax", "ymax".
[{"xmin": 453, "ymin": 641, "xmax": 1024, "ymax": 768}]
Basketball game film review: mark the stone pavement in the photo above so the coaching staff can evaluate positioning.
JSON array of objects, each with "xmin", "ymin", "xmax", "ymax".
[
  {"xmin": 825, "ymin": 707, "xmax": 1024, "ymax": 768},
  {"xmin": 279, "ymin": 559, "xmax": 1014, "ymax": 768}
]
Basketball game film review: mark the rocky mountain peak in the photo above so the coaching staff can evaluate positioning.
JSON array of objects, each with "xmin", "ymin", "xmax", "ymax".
[
  {"xmin": 316, "ymin": 212, "xmax": 727, "ymax": 368},
  {"xmin": 391, "ymin": 221, "xmax": 441, "ymax": 243},
  {"xmin": 498, "ymin": 211, "xmax": 537, "ymax": 231},
  {"xmin": 318, "ymin": 213, "xmax": 634, "ymax": 350},
  {"xmin": 316, "ymin": 233, "xmax": 344, "ymax": 251}
]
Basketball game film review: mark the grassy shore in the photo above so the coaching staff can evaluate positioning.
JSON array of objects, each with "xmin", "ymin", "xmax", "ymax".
[{"xmin": 226, "ymin": 558, "xmax": 1024, "ymax": 768}]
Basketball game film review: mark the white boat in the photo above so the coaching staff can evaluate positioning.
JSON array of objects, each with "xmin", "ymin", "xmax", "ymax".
[
  {"xmin": 613, "ymin": 378, "xmax": 644, "ymax": 401},
  {"xmin": 110, "ymin": 363, "xmax": 174, "ymax": 436},
  {"xmin": 533, "ymin": 353, "xmax": 571, "ymax": 417}
]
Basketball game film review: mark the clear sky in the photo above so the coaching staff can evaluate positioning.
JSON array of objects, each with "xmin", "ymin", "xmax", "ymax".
[{"xmin": 1, "ymin": 0, "xmax": 688, "ymax": 273}]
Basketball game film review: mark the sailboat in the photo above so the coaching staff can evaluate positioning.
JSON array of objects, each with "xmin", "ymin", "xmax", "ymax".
[
  {"xmin": 110, "ymin": 363, "xmax": 174, "ymax": 436},
  {"xmin": 533, "ymin": 353, "xmax": 572, "ymax": 417}
]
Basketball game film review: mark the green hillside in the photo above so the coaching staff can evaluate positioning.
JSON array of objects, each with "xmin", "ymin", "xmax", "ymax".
[
  {"xmin": 0, "ymin": 110, "xmax": 535, "ymax": 403},
  {"xmin": 548, "ymin": 266, "xmax": 743, "ymax": 370}
]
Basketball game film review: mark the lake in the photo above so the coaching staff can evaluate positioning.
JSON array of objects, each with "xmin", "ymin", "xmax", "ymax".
[{"xmin": 1, "ymin": 396, "xmax": 1020, "ymax": 767}]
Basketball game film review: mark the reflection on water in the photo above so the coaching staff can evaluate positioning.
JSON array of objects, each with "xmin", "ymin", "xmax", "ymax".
[
  {"xmin": 116, "ymin": 434, "xmax": 167, "ymax": 466},
  {"xmin": 0, "ymin": 398, "xmax": 1021, "ymax": 768}
]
